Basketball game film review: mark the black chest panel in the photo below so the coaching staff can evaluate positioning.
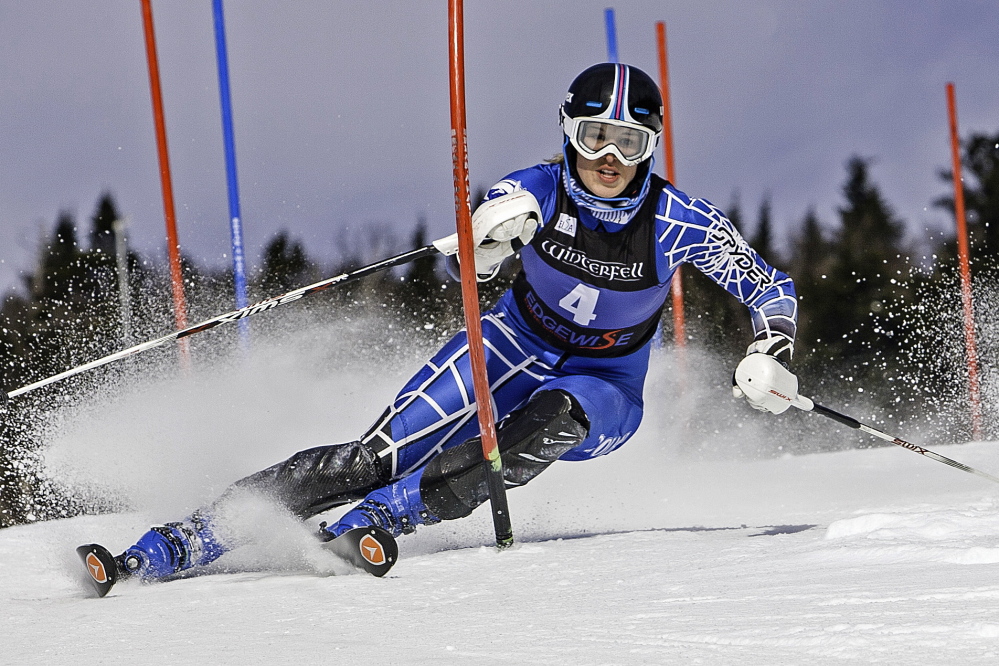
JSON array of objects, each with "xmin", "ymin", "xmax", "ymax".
[{"xmin": 512, "ymin": 174, "xmax": 670, "ymax": 357}]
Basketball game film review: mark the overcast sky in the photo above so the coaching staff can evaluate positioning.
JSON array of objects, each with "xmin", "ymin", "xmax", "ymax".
[{"xmin": 2, "ymin": 1, "xmax": 997, "ymax": 299}]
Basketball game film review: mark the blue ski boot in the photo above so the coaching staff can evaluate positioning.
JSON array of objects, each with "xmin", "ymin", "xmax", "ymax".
[
  {"xmin": 118, "ymin": 510, "xmax": 227, "ymax": 580},
  {"xmin": 320, "ymin": 470, "xmax": 439, "ymax": 539}
]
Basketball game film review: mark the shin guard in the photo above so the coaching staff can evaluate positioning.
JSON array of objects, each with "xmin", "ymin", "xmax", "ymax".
[
  {"xmin": 223, "ymin": 440, "xmax": 388, "ymax": 519},
  {"xmin": 420, "ymin": 390, "xmax": 589, "ymax": 520}
]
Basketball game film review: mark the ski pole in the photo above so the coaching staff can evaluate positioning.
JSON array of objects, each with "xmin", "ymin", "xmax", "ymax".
[
  {"xmin": 3, "ymin": 238, "xmax": 460, "ymax": 404},
  {"xmin": 791, "ymin": 395, "xmax": 999, "ymax": 485},
  {"xmin": 447, "ymin": 0, "xmax": 513, "ymax": 549}
]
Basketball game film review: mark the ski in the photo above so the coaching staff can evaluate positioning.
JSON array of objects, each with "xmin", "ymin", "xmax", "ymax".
[
  {"xmin": 77, "ymin": 526, "xmax": 398, "ymax": 597},
  {"xmin": 321, "ymin": 526, "xmax": 398, "ymax": 577},
  {"xmin": 76, "ymin": 544, "xmax": 119, "ymax": 598}
]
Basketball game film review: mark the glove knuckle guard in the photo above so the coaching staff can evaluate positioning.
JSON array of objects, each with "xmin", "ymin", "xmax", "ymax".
[
  {"xmin": 442, "ymin": 190, "xmax": 543, "ymax": 280},
  {"xmin": 733, "ymin": 353, "xmax": 799, "ymax": 415},
  {"xmin": 470, "ymin": 190, "xmax": 541, "ymax": 247}
]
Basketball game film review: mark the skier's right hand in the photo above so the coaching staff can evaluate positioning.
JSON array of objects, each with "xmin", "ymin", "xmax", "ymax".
[
  {"xmin": 471, "ymin": 189, "xmax": 540, "ymax": 246},
  {"xmin": 434, "ymin": 190, "xmax": 541, "ymax": 281},
  {"xmin": 470, "ymin": 190, "xmax": 541, "ymax": 280}
]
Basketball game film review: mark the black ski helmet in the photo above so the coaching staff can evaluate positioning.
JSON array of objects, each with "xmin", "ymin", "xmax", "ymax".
[{"xmin": 560, "ymin": 63, "xmax": 663, "ymax": 166}]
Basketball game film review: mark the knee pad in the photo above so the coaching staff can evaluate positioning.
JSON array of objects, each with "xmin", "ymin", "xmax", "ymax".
[
  {"xmin": 420, "ymin": 390, "xmax": 589, "ymax": 520},
  {"xmin": 226, "ymin": 441, "xmax": 388, "ymax": 519}
]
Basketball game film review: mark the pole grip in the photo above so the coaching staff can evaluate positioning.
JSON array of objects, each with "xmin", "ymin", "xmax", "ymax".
[
  {"xmin": 810, "ymin": 403, "xmax": 862, "ymax": 430},
  {"xmin": 432, "ymin": 233, "xmax": 459, "ymax": 256}
]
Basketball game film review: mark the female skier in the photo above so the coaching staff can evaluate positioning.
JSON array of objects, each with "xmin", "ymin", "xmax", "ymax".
[{"xmin": 98, "ymin": 63, "xmax": 800, "ymax": 582}]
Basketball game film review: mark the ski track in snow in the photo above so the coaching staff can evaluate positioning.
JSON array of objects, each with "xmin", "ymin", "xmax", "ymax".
[{"xmin": 3, "ymin": 329, "xmax": 998, "ymax": 665}]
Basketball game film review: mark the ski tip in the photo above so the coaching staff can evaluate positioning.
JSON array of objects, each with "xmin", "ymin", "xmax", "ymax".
[
  {"xmin": 76, "ymin": 544, "xmax": 119, "ymax": 598},
  {"xmin": 323, "ymin": 526, "xmax": 398, "ymax": 577}
]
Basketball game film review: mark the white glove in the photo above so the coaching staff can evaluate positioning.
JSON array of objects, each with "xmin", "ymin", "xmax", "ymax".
[
  {"xmin": 468, "ymin": 239, "xmax": 512, "ymax": 281},
  {"xmin": 470, "ymin": 190, "xmax": 541, "ymax": 247},
  {"xmin": 732, "ymin": 337, "xmax": 799, "ymax": 414},
  {"xmin": 432, "ymin": 190, "xmax": 541, "ymax": 281}
]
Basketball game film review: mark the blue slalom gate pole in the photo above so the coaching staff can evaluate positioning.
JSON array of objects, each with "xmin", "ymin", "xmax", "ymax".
[
  {"xmin": 212, "ymin": 0, "xmax": 250, "ymax": 345},
  {"xmin": 604, "ymin": 8, "xmax": 619, "ymax": 62}
]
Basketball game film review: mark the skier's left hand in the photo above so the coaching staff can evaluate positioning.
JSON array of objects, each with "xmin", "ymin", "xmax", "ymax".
[{"xmin": 732, "ymin": 337, "xmax": 799, "ymax": 414}]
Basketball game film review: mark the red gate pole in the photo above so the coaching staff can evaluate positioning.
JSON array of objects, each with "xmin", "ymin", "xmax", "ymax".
[
  {"xmin": 945, "ymin": 82, "xmax": 983, "ymax": 440},
  {"xmin": 141, "ymin": 0, "xmax": 190, "ymax": 363},
  {"xmin": 447, "ymin": 0, "xmax": 513, "ymax": 547},
  {"xmin": 656, "ymin": 22, "xmax": 686, "ymax": 349}
]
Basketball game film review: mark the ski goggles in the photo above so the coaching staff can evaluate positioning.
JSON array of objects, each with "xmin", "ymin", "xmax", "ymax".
[{"xmin": 562, "ymin": 114, "xmax": 657, "ymax": 166}]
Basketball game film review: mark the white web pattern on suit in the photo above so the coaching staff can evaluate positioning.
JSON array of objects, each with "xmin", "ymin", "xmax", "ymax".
[
  {"xmin": 361, "ymin": 313, "xmax": 549, "ymax": 479},
  {"xmin": 656, "ymin": 187, "xmax": 798, "ymax": 343}
]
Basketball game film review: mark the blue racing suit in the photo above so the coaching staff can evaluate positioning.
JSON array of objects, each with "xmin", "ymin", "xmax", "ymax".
[
  {"xmin": 361, "ymin": 163, "xmax": 797, "ymax": 476},
  {"xmin": 119, "ymin": 161, "xmax": 798, "ymax": 576}
]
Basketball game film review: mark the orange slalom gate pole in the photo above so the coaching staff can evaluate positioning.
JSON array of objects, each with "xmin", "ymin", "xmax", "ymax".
[
  {"xmin": 656, "ymin": 21, "xmax": 686, "ymax": 349},
  {"xmin": 447, "ymin": 0, "xmax": 513, "ymax": 548},
  {"xmin": 141, "ymin": 0, "xmax": 190, "ymax": 363},
  {"xmin": 945, "ymin": 82, "xmax": 983, "ymax": 440}
]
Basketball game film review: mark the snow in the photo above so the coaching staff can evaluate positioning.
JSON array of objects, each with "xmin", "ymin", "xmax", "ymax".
[
  {"xmin": 6, "ymin": 442, "xmax": 999, "ymax": 664},
  {"xmin": 2, "ymin": 326, "xmax": 998, "ymax": 665}
]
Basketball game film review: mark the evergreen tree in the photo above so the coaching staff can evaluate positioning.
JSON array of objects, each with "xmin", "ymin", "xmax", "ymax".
[
  {"xmin": 787, "ymin": 207, "xmax": 831, "ymax": 359},
  {"xmin": 906, "ymin": 130, "xmax": 999, "ymax": 437},
  {"xmin": 935, "ymin": 131, "xmax": 999, "ymax": 267},
  {"xmin": 750, "ymin": 194, "xmax": 778, "ymax": 267},
  {"xmin": 404, "ymin": 218, "xmax": 437, "ymax": 286},
  {"xmin": 726, "ymin": 190, "xmax": 744, "ymax": 234},
  {"xmin": 808, "ymin": 157, "xmax": 911, "ymax": 383},
  {"xmin": 36, "ymin": 212, "xmax": 80, "ymax": 303},
  {"xmin": 400, "ymin": 219, "xmax": 441, "ymax": 306},
  {"xmin": 257, "ymin": 230, "xmax": 314, "ymax": 295},
  {"xmin": 394, "ymin": 218, "xmax": 463, "ymax": 333},
  {"xmin": 0, "ymin": 194, "xmax": 141, "ymax": 527},
  {"xmin": 89, "ymin": 192, "xmax": 120, "ymax": 258}
]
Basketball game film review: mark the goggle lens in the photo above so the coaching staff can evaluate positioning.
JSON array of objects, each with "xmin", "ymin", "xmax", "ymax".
[{"xmin": 576, "ymin": 120, "xmax": 650, "ymax": 161}]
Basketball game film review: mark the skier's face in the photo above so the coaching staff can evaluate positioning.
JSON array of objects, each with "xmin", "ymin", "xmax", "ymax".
[{"xmin": 575, "ymin": 152, "xmax": 638, "ymax": 198}]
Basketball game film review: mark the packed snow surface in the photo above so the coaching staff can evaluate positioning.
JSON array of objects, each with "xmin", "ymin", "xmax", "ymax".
[
  {"xmin": 2, "ymin": 327, "xmax": 997, "ymax": 664},
  {"xmin": 4, "ymin": 441, "xmax": 998, "ymax": 664}
]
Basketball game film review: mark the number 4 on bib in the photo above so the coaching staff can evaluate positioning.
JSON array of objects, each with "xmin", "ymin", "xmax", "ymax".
[{"xmin": 558, "ymin": 283, "xmax": 600, "ymax": 325}]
